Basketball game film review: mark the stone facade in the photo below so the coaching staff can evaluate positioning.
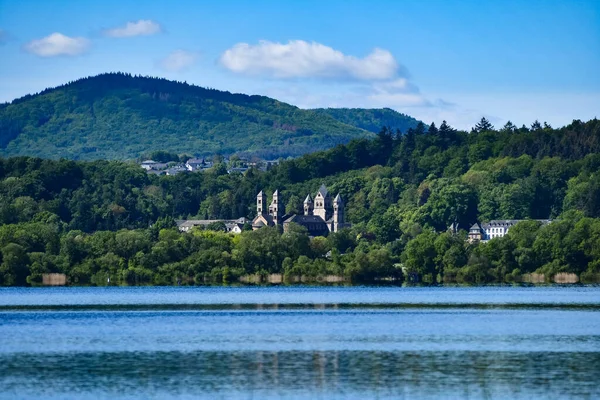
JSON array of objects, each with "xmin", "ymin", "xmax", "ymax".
[
  {"xmin": 252, "ymin": 184, "xmax": 350, "ymax": 236},
  {"xmin": 468, "ymin": 219, "xmax": 552, "ymax": 242},
  {"xmin": 176, "ymin": 217, "xmax": 247, "ymax": 233}
]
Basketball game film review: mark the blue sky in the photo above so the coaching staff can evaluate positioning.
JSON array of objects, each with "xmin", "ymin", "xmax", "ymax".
[{"xmin": 0, "ymin": 0, "xmax": 598, "ymax": 129}]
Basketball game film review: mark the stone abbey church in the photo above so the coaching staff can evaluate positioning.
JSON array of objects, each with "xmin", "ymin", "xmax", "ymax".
[{"xmin": 252, "ymin": 185, "xmax": 350, "ymax": 236}]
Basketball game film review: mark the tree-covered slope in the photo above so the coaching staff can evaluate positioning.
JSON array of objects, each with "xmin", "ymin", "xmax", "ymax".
[
  {"xmin": 312, "ymin": 107, "xmax": 421, "ymax": 133},
  {"xmin": 0, "ymin": 73, "xmax": 400, "ymax": 160},
  {"xmin": 1, "ymin": 118, "xmax": 600, "ymax": 286}
]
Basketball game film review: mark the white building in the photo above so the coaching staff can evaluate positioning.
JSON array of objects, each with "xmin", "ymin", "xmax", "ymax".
[
  {"xmin": 140, "ymin": 160, "xmax": 168, "ymax": 171},
  {"xmin": 176, "ymin": 217, "xmax": 247, "ymax": 233},
  {"xmin": 225, "ymin": 222, "xmax": 243, "ymax": 234},
  {"xmin": 468, "ymin": 219, "xmax": 552, "ymax": 242},
  {"xmin": 186, "ymin": 158, "xmax": 205, "ymax": 171}
]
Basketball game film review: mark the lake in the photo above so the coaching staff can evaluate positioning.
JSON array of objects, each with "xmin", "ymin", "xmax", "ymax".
[{"xmin": 1, "ymin": 286, "xmax": 599, "ymax": 399}]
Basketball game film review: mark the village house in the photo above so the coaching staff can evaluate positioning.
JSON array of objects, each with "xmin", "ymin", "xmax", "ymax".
[
  {"xmin": 176, "ymin": 217, "xmax": 248, "ymax": 233},
  {"xmin": 185, "ymin": 158, "xmax": 213, "ymax": 171},
  {"xmin": 252, "ymin": 185, "xmax": 350, "ymax": 236},
  {"xmin": 140, "ymin": 160, "xmax": 168, "ymax": 171},
  {"xmin": 225, "ymin": 222, "xmax": 244, "ymax": 234},
  {"xmin": 468, "ymin": 219, "xmax": 552, "ymax": 243},
  {"xmin": 165, "ymin": 165, "xmax": 188, "ymax": 176}
]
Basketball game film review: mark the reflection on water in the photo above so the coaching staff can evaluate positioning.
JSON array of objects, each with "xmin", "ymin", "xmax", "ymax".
[
  {"xmin": 2, "ymin": 350, "xmax": 599, "ymax": 399},
  {"xmin": 0, "ymin": 286, "xmax": 599, "ymax": 399}
]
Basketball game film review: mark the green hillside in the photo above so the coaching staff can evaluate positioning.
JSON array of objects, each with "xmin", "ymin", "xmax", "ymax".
[
  {"xmin": 0, "ymin": 73, "xmax": 421, "ymax": 160},
  {"xmin": 1, "ymin": 118, "xmax": 600, "ymax": 286},
  {"xmin": 312, "ymin": 107, "xmax": 420, "ymax": 133}
]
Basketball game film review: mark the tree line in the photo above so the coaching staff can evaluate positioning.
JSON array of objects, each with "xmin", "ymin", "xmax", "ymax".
[{"xmin": 0, "ymin": 117, "xmax": 599, "ymax": 285}]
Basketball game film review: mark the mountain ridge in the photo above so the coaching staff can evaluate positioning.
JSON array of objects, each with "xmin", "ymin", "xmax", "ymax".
[
  {"xmin": 0, "ymin": 73, "xmax": 422, "ymax": 160},
  {"xmin": 312, "ymin": 107, "xmax": 421, "ymax": 134}
]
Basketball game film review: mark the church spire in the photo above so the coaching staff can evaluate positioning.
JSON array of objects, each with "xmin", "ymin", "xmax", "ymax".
[
  {"xmin": 303, "ymin": 194, "xmax": 313, "ymax": 216},
  {"xmin": 256, "ymin": 190, "xmax": 266, "ymax": 216},
  {"xmin": 318, "ymin": 184, "xmax": 329, "ymax": 198},
  {"xmin": 333, "ymin": 193, "xmax": 345, "ymax": 231},
  {"xmin": 269, "ymin": 189, "xmax": 283, "ymax": 224}
]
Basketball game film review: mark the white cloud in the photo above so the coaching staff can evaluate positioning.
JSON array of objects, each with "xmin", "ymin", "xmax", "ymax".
[
  {"xmin": 372, "ymin": 78, "xmax": 419, "ymax": 94},
  {"xmin": 160, "ymin": 50, "xmax": 199, "ymax": 72},
  {"xmin": 24, "ymin": 33, "xmax": 90, "ymax": 57},
  {"xmin": 103, "ymin": 20, "xmax": 162, "ymax": 38},
  {"xmin": 260, "ymin": 81, "xmax": 429, "ymax": 112},
  {"xmin": 220, "ymin": 40, "xmax": 399, "ymax": 81},
  {"xmin": 219, "ymin": 39, "xmax": 431, "ymax": 109},
  {"xmin": 219, "ymin": 38, "xmax": 501, "ymax": 128},
  {"xmin": 367, "ymin": 92, "xmax": 431, "ymax": 108},
  {"xmin": 368, "ymin": 78, "xmax": 430, "ymax": 107}
]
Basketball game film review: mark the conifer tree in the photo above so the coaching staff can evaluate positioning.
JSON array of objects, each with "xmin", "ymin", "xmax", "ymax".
[
  {"xmin": 473, "ymin": 117, "xmax": 494, "ymax": 133},
  {"xmin": 501, "ymin": 121, "xmax": 517, "ymax": 133},
  {"xmin": 531, "ymin": 120, "xmax": 542, "ymax": 131},
  {"xmin": 415, "ymin": 122, "xmax": 426, "ymax": 135},
  {"xmin": 428, "ymin": 122, "xmax": 438, "ymax": 136},
  {"xmin": 439, "ymin": 120, "xmax": 455, "ymax": 149}
]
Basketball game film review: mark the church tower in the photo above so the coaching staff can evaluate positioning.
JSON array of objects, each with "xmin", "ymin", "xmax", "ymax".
[
  {"xmin": 256, "ymin": 190, "xmax": 266, "ymax": 216},
  {"xmin": 314, "ymin": 184, "xmax": 332, "ymax": 222},
  {"xmin": 333, "ymin": 193, "xmax": 345, "ymax": 232},
  {"xmin": 269, "ymin": 189, "xmax": 283, "ymax": 225},
  {"xmin": 303, "ymin": 194, "xmax": 314, "ymax": 216}
]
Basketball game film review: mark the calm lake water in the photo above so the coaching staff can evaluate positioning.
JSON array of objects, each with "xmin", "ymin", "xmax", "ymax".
[{"xmin": 1, "ymin": 286, "xmax": 599, "ymax": 399}]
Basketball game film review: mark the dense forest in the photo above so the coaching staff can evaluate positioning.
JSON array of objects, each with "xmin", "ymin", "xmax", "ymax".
[
  {"xmin": 1, "ymin": 117, "xmax": 600, "ymax": 286},
  {"xmin": 312, "ymin": 108, "xmax": 421, "ymax": 134},
  {"xmin": 0, "ymin": 73, "xmax": 421, "ymax": 160}
]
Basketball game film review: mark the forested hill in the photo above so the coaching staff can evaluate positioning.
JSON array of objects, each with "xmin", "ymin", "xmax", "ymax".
[
  {"xmin": 0, "ymin": 73, "xmax": 421, "ymax": 160},
  {"xmin": 1, "ymin": 118, "xmax": 600, "ymax": 287},
  {"xmin": 312, "ymin": 108, "xmax": 420, "ymax": 134}
]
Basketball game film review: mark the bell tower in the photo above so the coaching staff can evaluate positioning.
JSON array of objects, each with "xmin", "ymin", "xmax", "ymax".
[
  {"xmin": 333, "ymin": 193, "xmax": 344, "ymax": 232},
  {"xmin": 303, "ymin": 194, "xmax": 314, "ymax": 216},
  {"xmin": 314, "ymin": 184, "xmax": 332, "ymax": 221},
  {"xmin": 256, "ymin": 190, "xmax": 266, "ymax": 216},
  {"xmin": 269, "ymin": 189, "xmax": 283, "ymax": 225}
]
